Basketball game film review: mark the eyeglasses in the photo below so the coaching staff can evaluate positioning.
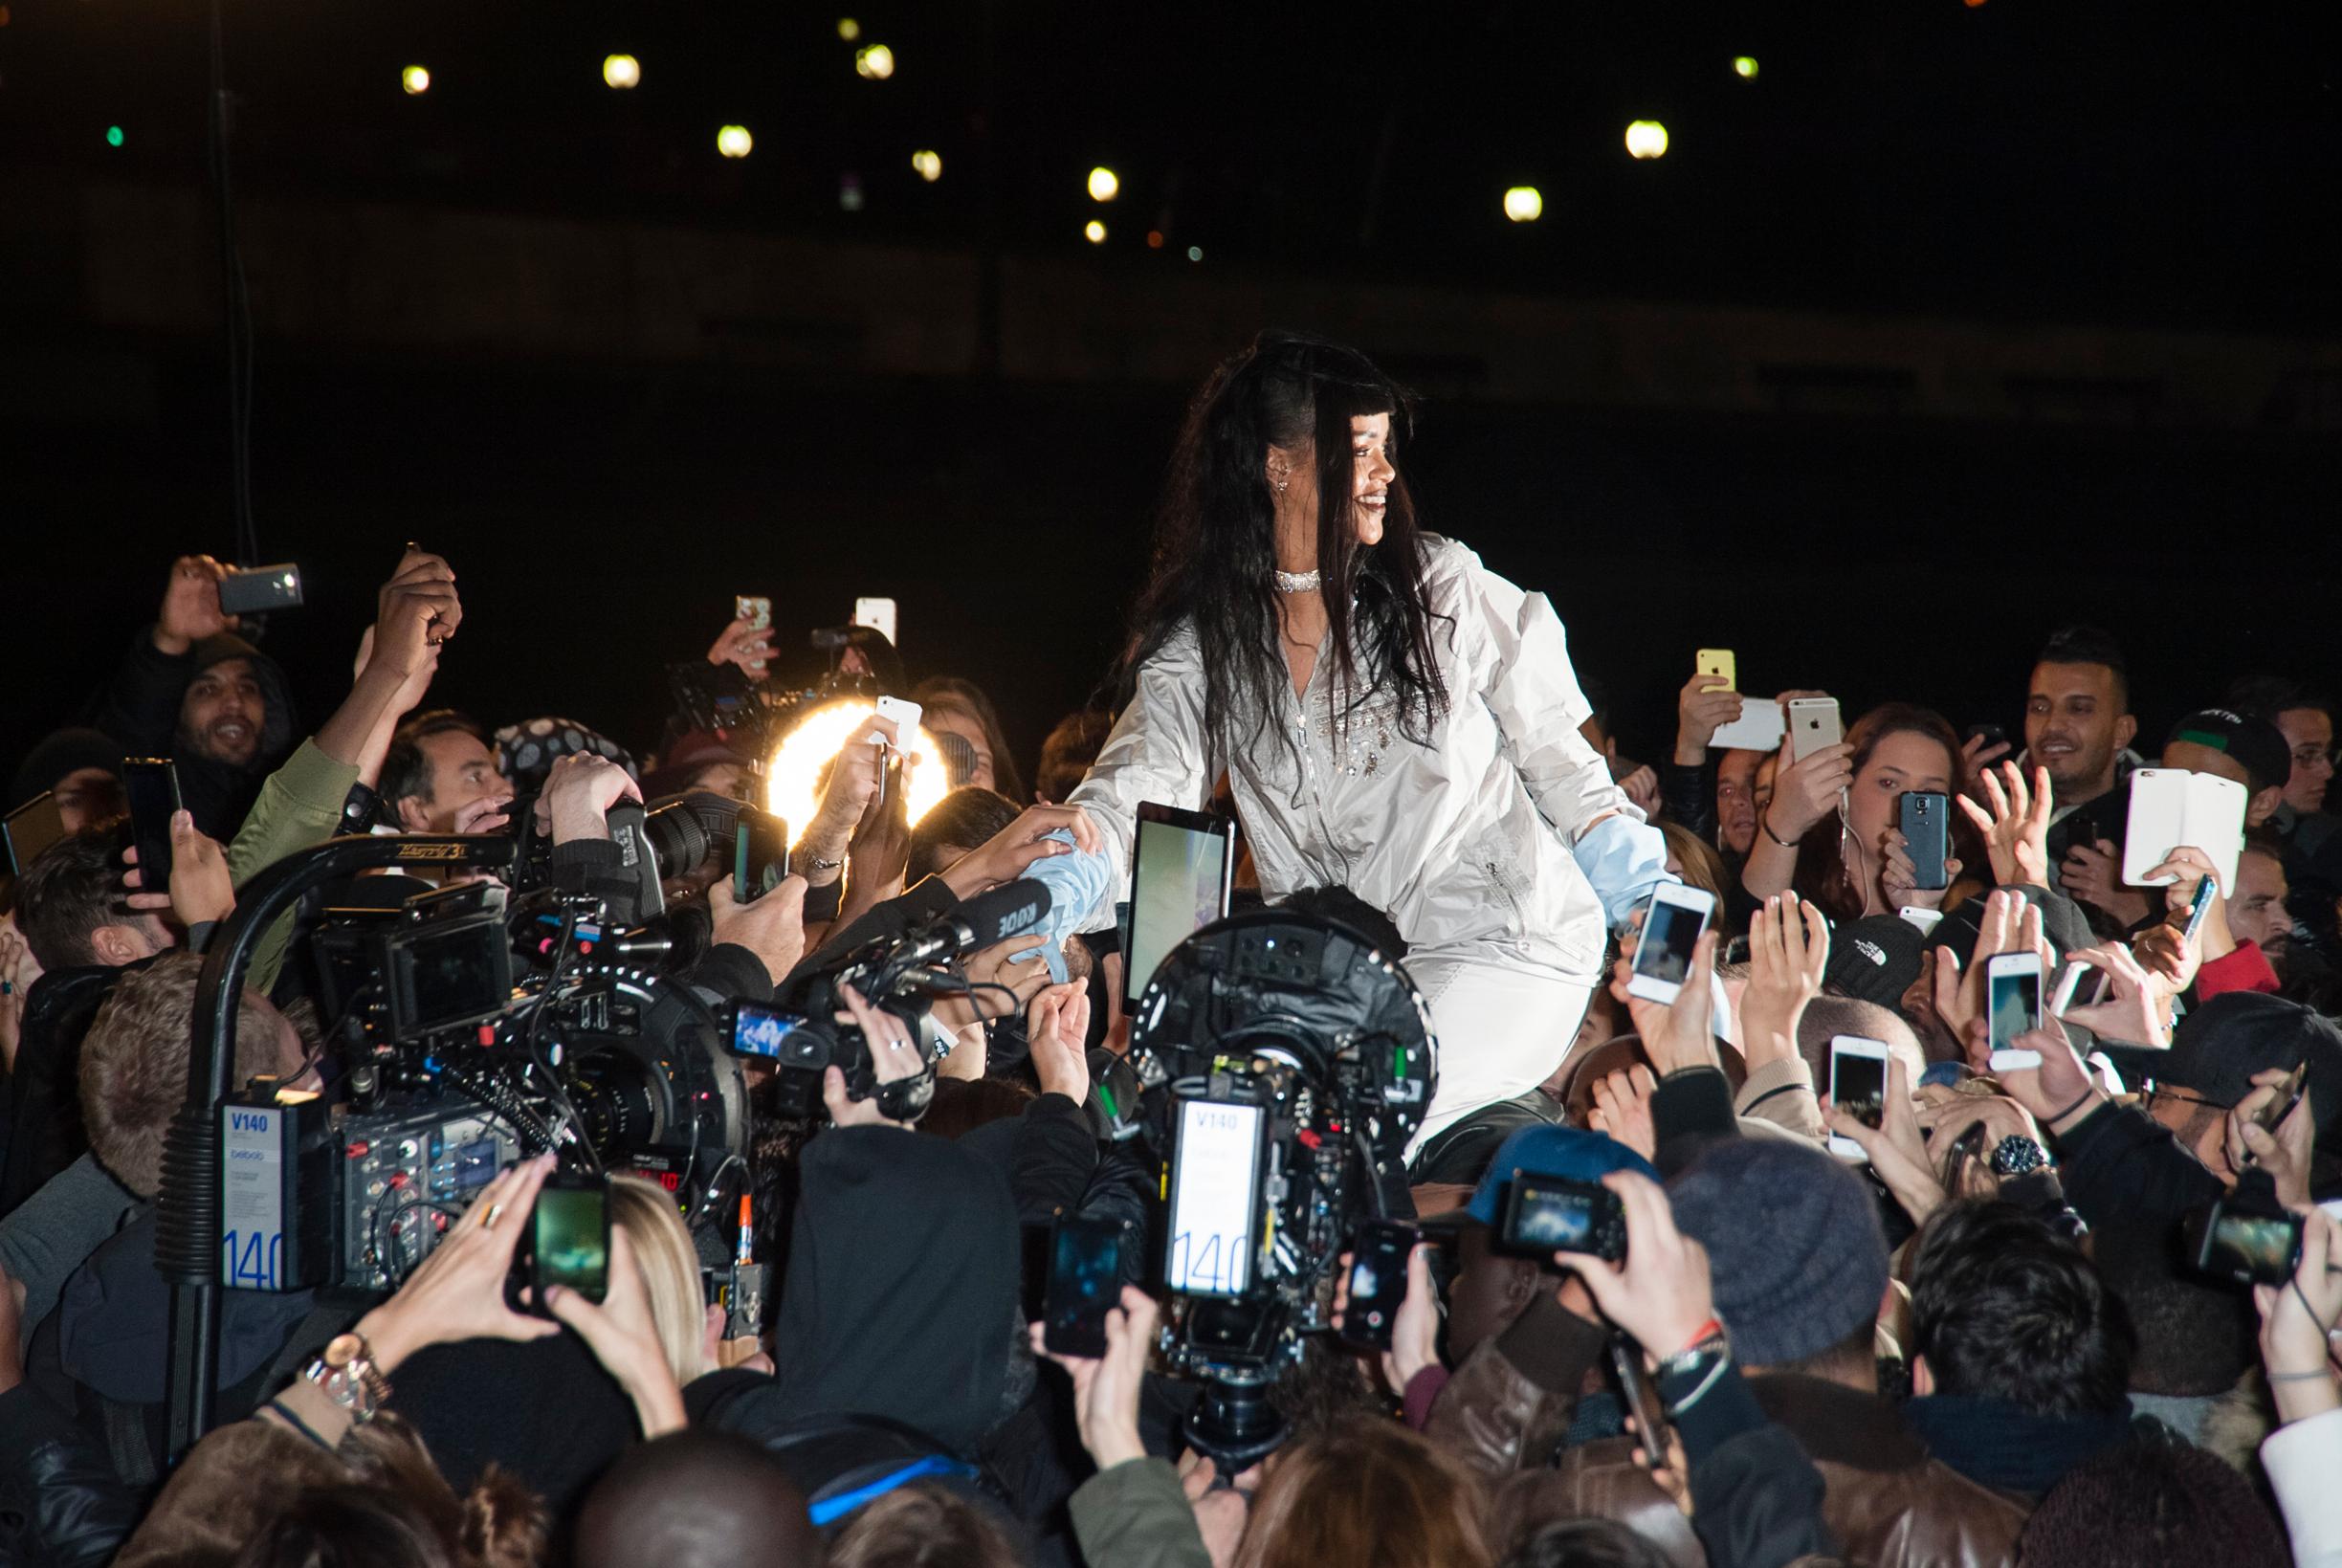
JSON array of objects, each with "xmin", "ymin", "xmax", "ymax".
[
  {"xmin": 2145, "ymin": 1083, "xmax": 2230, "ymax": 1114},
  {"xmin": 2290, "ymin": 745, "xmax": 2340, "ymax": 769}
]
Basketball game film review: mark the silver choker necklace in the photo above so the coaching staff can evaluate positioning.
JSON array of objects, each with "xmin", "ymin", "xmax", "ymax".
[{"xmin": 1273, "ymin": 568, "xmax": 1322, "ymax": 593}]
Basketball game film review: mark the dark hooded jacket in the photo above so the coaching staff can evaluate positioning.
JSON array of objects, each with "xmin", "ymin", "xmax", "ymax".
[{"xmin": 91, "ymin": 630, "xmax": 298, "ymax": 842}]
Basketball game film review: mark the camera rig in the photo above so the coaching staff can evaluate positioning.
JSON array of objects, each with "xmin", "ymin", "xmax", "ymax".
[{"xmin": 1128, "ymin": 908, "xmax": 1437, "ymax": 1468}]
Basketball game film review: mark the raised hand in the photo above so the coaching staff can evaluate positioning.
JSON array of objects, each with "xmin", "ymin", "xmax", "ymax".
[
  {"xmin": 2059, "ymin": 942, "xmax": 2173, "ymax": 1049},
  {"xmin": 706, "ymin": 613, "xmax": 776, "ymax": 680},
  {"xmin": 823, "ymin": 982, "xmax": 925, "ymax": 1129},
  {"xmin": 1737, "ymin": 894, "xmax": 1828, "ymax": 1070},
  {"xmin": 1620, "ymin": 929, "xmax": 1721, "ymax": 1076},
  {"xmin": 1881, "ymin": 826, "xmax": 1961, "ymax": 913},
  {"xmin": 939, "ymin": 803, "xmax": 1103, "ymax": 898},
  {"xmin": 2060, "ymin": 837, "xmax": 2152, "ymax": 928},
  {"xmin": 1589, "ymin": 1065, "xmax": 1659, "ymax": 1163},
  {"xmin": 1556, "ymin": 1171, "xmax": 1716, "ymax": 1362},
  {"xmin": 1030, "ymin": 1285, "xmax": 1160, "ymax": 1471},
  {"xmin": 1766, "ymin": 740, "xmax": 1854, "ymax": 847},
  {"xmin": 123, "ymin": 810, "xmax": 235, "ymax": 928},
  {"xmin": 2229, "ymin": 1068, "xmax": 2316, "ymax": 1210},
  {"xmin": 1955, "ymin": 762, "xmax": 2054, "ymax": 889},
  {"xmin": 545, "ymin": 1226, "xmax": 687, "ymax": 1437},
  {"xmin": 351, "ymin": 1154, "xmax": 563, "ymax": 1373},
  {"xmin": 2252, "ymin": 1209, "xmax": 2342, "ymax": 1425},
  {"xmin": 154, "ymin": 555, "xmax": 236, "ymax": 655},
  {"xmin": 1827, "ymin": 1056, "xmax": 1946, "ymax": 1225},
  {"xmin": 1674, "ymin": 672, "xmax": 1745, "ymax": 764},
  {"xmin": 1027, "ymin": 982, "xmax": 1093, "ymax": 1103}
]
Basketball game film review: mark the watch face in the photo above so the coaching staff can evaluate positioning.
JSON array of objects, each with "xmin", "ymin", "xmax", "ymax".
[{"xmin": 323, "ymin": 1332, "xmax": 365, "ymax": 1369}]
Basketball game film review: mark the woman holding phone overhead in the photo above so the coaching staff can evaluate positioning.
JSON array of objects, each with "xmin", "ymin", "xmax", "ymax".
[{"xmin": 1023, "ymin": 331, "xmax": 1673, "ymax": 1154}]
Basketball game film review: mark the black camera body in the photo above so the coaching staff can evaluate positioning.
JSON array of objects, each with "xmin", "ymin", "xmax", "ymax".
[
  {"xmin": 1130, "ymin": 910, "xmax": 1437, "ymax": 1468},
  {"xmin": 2187, "ymin": 1172, "xmax": 2304, "ymax": 1287},
  {"xmin": 1497, "ymin": 1171, "xmax": 1627, "ymax": 1264}
]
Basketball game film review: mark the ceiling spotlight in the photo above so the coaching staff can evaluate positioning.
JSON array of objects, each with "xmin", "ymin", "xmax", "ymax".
[
  {"xmin": 1624, "ymin": 120, "xmax": 1669, "ymax": 159},
  {"xmin": 1733, "ymin": 55, "xmax": 1758, "ymax": 78},
  {"xmin": 603, "ymin": 54, "xmax": 641, "ymax": 89},
  {"xmin": 401, "ymin": 65, "xmax": 431, "ymax": 96},
  {"xmin": 1502, "ymin": 186, "xmax": 1543, "ymax": 223},
  {"xmin": 1084, "ymin": 219, "xmax": 1107, "ymax": 245},
  {"xmin": 1087, "ymin": 166, "xmax": 1119, "ymax": 202},
  {"xmin": 717, "ymin": 124, "xmax": 754, "ymax": 159},
  {"xmin": 837, "ymin": 17, "xmax": 861, "ymax": 39},
  {"xmin": 855, "ymin": 43, "xmax": 895, "ymax": 79},
  {"xmin": 911, "ymin": 148, "xmax": 942, "ymax": 182}
]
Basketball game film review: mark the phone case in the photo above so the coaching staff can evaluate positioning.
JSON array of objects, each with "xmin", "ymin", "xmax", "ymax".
[
  {"xmin": 1898, "ymin": 792, "xmax": 1950, "ymax": 891},
  {"xmin": 1709, "ymin": 697, "xmax": 1786, "ymax": 753},
  {"xmin": 2121, "ymin": 768, "xmax": 2246, "ymax": 891},
  {"xmin": 1695, "ymin": 649, "xmax": 1736, "ymax": 689}
]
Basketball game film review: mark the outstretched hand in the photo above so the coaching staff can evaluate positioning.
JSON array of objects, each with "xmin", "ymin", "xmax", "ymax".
[
  {"xmin": 352, "ymin": 1154, "xmax": 563, "ymax": 1374},
  {"xmin": 1031, "ymin": 1285, "xmax": 1160, "ymax": 1471}
]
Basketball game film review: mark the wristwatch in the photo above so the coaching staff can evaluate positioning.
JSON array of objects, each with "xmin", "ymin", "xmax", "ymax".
[
  {"xmin": 302, "ymin": 1332, "xmax": 391, "ymax": 1424},
  {"xmin": 1990, "ymin": 1135, "xmax": 2049, "ymax": 1178}
]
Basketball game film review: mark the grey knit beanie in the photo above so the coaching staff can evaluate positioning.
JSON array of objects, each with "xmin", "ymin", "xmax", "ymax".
[{"xmin": 1667, "ymin": 1138, "xmax": 1889, "ymax": 1368}]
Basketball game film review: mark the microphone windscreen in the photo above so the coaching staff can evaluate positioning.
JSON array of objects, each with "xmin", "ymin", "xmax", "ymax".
[{"xmin": 952, "ymin": 878, "xmax": 1054, "ymax": 952}]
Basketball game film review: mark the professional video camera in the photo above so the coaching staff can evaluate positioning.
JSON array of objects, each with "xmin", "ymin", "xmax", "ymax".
[
  {"xmin": 1125, "ymin": 909, "xmax": 1437, "ymax": 1468},
  {"xmin": 740, "ymin": 878, "xmax": 1056, "ymax": 1122}
]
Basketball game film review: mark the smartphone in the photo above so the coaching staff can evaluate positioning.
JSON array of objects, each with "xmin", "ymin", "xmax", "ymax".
[
  {"xmin": 2, "ymin": 790, "xmax": 69, "ymax": 877},
  {"xmin": 1163, "ymin": 1097, "xmax": 1265, "ymax": 1297},
  {"xmin": 1608, "ymin": 1336, "xmax": 1673, "ymax": 1474},
  {"xmin": 1694, "ymin": 649, "xmax": 1736, "ymax": 690},
  {"xmin": 1626, "ymin": 883, "xmax": 1715, "ymax": 1005},
  {"xmin": 2121, "ymin": 767, "xmax": 2247, "ymax": 891},
  {"xmin": 1963, "ymin": 723, "xmax": 2009, "ymax": 754},
  {"xmin": 733, "ymin": 595, "xmax": 772, "ymax": 631},
  {"xmin": 519, "ymin": 1173, "xmax": 608, "ymax": 1314},
  {"xmin": 1898, "ymin": 791, "xmax": 1950, "ymax": 892},
  {"xmin": 1498, "ymin": 1170, "xmax": 1627, "ymax": 1262},
  {"xmin": 2181, "ymin": 875, "xmax": 2218, "ymax": 943},
  {"xmin": 2050, "ymin": 960, "xmax": 2110, "ymax": 1018},
  {"xmin": 1124, "ymin": 802, "xmax": 1240, "ymax": 1006},
  {"xmin": 2190, "ymin": 1200, "xmax": 2305, "ymax": 1287},
  {"xmin": 1042, "ymin": 1215, "xmax": 1124, "ymax": 1358},
  {"xmin": 1340, "ymin": 1220, "xmax": 1419, "ymax": 1352},
  {"xmin": 853, "ymin": 596, "xmax": 899, "ymax": 649},
  {"xmin": 122, "ymin": 758, "xmax": 183, "ymax": 887},
  {"xmin": 873, "ymin": 695, "xmax": 921, "ymax": 746},
  {"xmin": 1827, "ymin": 1037, "xmax": 1889, "ymax": 1160},
  {"xmin": 215, "ymin": 563, "xmax": 304, "ymax": 616},
  {"xmin": 1985, "ymin": 952, "xmax": 2044, "ymax": 1071},
  {"xmin": 733, "ymin": 806, "xmax": 790, "ymax": 902},
  {"xmin": 1787, "ymin": 697, "xmax": 1843, "ymax": 762},
  {"xmin": 2253, "ymin": 1061, "xmax": 2310, "ymax": 1137},
  {"xmin": 1709, "ymin": 697, "xmax": 1786, "ymax": 753}
]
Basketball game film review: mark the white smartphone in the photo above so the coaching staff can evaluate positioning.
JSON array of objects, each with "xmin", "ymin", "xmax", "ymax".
[
  {"xmin": 1787, "ymin": 697, "xmax": 1843, "ymax": 762},
  {"xmin": 1626, "ymin": 883, "xmax": 1716, "ymax": 1005},
  {"xmin": 873, "ymin": 695, "xmax": 921, "ymax": 747},
  {"xmin": 2120, "ymin": 767, "xmax": 2247, "ymax": 892},
  {"xmin": 1827, "ymin": 1036, "xmax": 1889, "ymax": 1161},
  {"xmin": 2050, "ymin": 959, "xmax": 2110, "ymax": 1019},
  {"xmin": 853, "ymin": 596, "xmax": 899, "ymax": 649},
  {"xmin": 1985, "ymin": 952, "xmax": 2044, "ymax": 1071},
  {"xmin": 1710, "ymin": 696, "xmax": 1787, "ymax": 753}
]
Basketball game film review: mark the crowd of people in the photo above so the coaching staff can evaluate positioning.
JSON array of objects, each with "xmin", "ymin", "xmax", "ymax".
[{"xmin": 3, "ymin": 343, "xmax": 2341, "ymax": 1568}]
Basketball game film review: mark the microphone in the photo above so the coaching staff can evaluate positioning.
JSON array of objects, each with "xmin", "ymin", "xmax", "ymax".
[{"xmin": 892, "ymin": 879, "xmax": 1054, "ymax": 969}]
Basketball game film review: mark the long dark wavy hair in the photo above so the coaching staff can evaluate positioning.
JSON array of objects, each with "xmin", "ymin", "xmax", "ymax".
[{"xmin": 1119, "ymin": 330, "xmax": 1449, "ymax": 761}]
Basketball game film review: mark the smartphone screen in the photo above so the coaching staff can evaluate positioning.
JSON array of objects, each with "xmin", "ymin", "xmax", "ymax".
[
  {"xmin": 2, "ymin": 791, "xmax": 69, "ymax": 877},
  {"xmin": 1125, "ymin": 805, "xmax": 1235, "ymax": 1006},
  {"xmin": 122, "ymin": 759, "xmax": 181, "ymax": 885},
  {"xmin": 1342, "ymin": 1220, "xmax": 1417, "ymax": 1351},
  {"xmin": 530, "ymin": 1181, "xmax": 609, "ymax": 1304},
  {"xmin": 733, "ymin": 808, "xmax": 790, "ymax": 902},
  {"xmin": 1042, "ymin": 1216, "xmax": 1123, "ymax": 1357},
  {"xmin": 1830, "ymin": 1047, "xmax": 1887, "ymax": 1131},
  {"xmin": 1627, "ymin": 888, "xmax": 1711, "ymax": 1002},
  {"xmin": 1164, "ymin": 1099, "xmax": 1263, "ymax": 1297},
  {"xmin": 1987, "ymin": 962, "xmax": 2042, "ymax": 1056}
]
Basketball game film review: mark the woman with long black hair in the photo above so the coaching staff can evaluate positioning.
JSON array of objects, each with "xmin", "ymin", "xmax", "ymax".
[{"xmin": 1027, "ymin": 331, "xmax": 1672, "ymax": 1152}]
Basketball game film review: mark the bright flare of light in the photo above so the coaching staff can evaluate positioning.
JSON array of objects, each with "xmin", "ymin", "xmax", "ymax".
[
  {"xmin": 765, "ymin": 701, "xmax": 947, "ymax": 842},
  {"xmin": 1625, "ymin": 120, "xmax": 1669, "ymax": 159},
  {"xmin": 1087, "ymin": 166, "xmax": 1119, "ymax": 202},
  {"xmin": 105, "ymin": 124, "xmax": 125, "ymax": 147},
  {"xmin": 401, "ymin": 65, "xmax": 431, "ymax": 96},
  {"xmin": 1733, "ymin": 55, "xmax": 1758, "ymax": 78},
  {"xmin": 1084, "ymin": 219, "xmax": 1107, "ymax": 245},
  {"xmin": 603, "ymin": 54, "xmax": 641, "ymax": 89},
  {"xmin": 717, "ymin": 124, "xmax": 753, "ymax": 159},
  {"xmin": 911, "ymin": 148, "xmax": 942, "ymax": 182},
  {"xmin": 1502, "ymin": 186, "xmax": 1543, "ymax": 223},
  {"xmin": 855, "ymin": 43, "xmax": 895, "ymax": 79},
  {"xmin": 837, "ymin": 17, "xmax": 861, "ymax": 39}
]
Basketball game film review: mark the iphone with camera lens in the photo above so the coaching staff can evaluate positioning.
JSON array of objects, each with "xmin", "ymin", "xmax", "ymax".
[{"xmin": 1788, "ymin": 698, "xmax": 1843, "ymax": 762}]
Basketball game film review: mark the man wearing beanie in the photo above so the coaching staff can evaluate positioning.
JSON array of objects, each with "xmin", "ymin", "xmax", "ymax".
[{"xmin": 1531, "ymin": 1139, "xmax": 2025, "ymax": 1567}]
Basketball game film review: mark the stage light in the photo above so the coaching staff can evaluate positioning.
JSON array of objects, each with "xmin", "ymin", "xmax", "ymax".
[
  {"xmin": 1187, "ymin": 245, "xmax": 1203, "ymax": 262},
  {"xmin": 401, "ymin": 65, "xmax": 431, "ymax": 96},
  {"xmin": 766, "ymin": 700, "xmax": 947, "ymax": 841},
  {"xmin": 105, "ymin": 124, "xmax": 124, "ymax": 147},
  {"xmin": 1087, "ymin": 166, "xmax": 1118, "ymax": 202},
  {"xmin": 718, "ymin": 124, "xmax": 753, "ymax": 159},
  {"xmin": 1502, "ymin": 186, "xmax": 1543, "ymax": 222},
  {"xmin": 911, "ymin": 148, "xmax": 942, "ymax": 182},
  {"xmin": 1625, "ymin": 120, "xmax": 1668, "ymax": 159},
  {"xmin": 855, "ymin": 43, "xmax": 894, "ymax": 79},
  {"xmin": 1085, "ymin": 219, "xmax": 1107, "ymax": 245},
  {"xmin": 603, "ymin": 54, "xmax": 640, "ymax": 89},
  {"xmin": 1733, "ymin": 55, "xmax": 1758, "ymax": 78},
  {"xmin": 837, "ymin": 17, "xmax": 861, "ymax": 40}
]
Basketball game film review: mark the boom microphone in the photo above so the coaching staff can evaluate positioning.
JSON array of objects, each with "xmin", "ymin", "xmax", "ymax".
[{"xmin": 893, "ymin": 879, "xmax": 1054, "ymax": 968}]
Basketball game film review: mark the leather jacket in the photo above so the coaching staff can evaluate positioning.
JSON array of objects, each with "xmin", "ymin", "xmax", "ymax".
[{"xmin": 1505, "ymin": 1374, "xmax": 2026, "ymax": 1568}]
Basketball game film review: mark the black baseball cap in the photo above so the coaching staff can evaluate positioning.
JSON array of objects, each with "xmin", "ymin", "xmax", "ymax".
[{"xmin": 2165, "ymin": 709, "xmax": 2292, "ymax": 796}]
